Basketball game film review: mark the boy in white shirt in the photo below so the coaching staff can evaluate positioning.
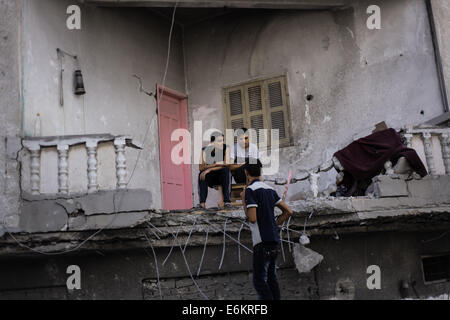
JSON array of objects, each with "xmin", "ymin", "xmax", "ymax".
[{"xmin": 230, "ymin": 128, "xmax": 260, "ymax": 184}]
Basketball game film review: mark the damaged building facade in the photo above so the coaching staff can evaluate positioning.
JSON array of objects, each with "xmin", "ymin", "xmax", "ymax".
[{"xmin": 0, "ymin": 0, "xmax": 450, "ymax": 300}]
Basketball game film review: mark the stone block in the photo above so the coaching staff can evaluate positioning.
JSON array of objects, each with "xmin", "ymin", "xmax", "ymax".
[
  {"xmin": 68, "ymin": 215, "xmax": 88, "ymax": 231},
  {"xmin": 20, "ymin": 201, "xmax": 68, "ymax": 233},
  {"xmin": 55, "ymin": 189, "xmax": 152, "ymax": 216},
  {"xmin": 113, "ymin": 189, "xmax": 153, "ymax": 213},
  {"xmin": 79, "ymin": 211, "xmax": 151, "ymax": 230},
  {"xmin": 407, "ymin": 175, "xmax": 450, "ymax": 203},
  {"xmin": 293, "ymin": 243, "xmax": 324, "ymax": 273},
  {"xmin": 289, "ymin": 198, "xmax": 356, "ymax": 215},
  {"xmin": 373, "ymin": 175, "xmax": 409, "ymax": 198}
]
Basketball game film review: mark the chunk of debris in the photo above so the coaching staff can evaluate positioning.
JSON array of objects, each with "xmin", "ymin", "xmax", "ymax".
[{"xmin": 292, "ymin": 243, "xmax": 323, "ymax": 273}]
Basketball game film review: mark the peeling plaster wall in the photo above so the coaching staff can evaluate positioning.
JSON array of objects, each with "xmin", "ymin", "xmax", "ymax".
[
  {"xmin": 430, "ymin": 0, "xmax": 450, "ymax": 107},
  {"xmin": 0, "ymin": 0, "xmax": 22, "ymax": 234},
  {"xmin": 184, "ymin": 0, "xmax": 445, "ymax": 205},
  {"xmin": 21, "ymin": 0, "xmax": 186, "ymax": 207}
]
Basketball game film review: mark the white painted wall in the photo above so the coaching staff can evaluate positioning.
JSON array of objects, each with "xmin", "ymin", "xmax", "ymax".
[
  {"xmin": 184, "ymin": 0, "xmax": 446, "ymax": 204},
  {"xmin": 21, "ymin": 0, "xmax": 186, "ymax": 206},
  {"xmin": 20, "ymin": 0, "xmax": 448, "ymax": 208}
]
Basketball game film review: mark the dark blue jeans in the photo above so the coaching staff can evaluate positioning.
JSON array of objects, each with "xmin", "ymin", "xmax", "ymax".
[
  {"xmin": 198, "ymin": 167, "xmax": 231, "ymax": 204},
  {"xmin": 253, "ymin": 242, "xmax": 281, "ymax": 300}
]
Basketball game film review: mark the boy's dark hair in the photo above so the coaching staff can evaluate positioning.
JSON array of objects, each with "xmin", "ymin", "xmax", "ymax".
[
  {"xmin": 210, "ymin": 131, "xmax": 224, "ymax": 143},
  {"xmin": 244, "ymin": 158, "xmax": 262, "ymax": 177},
  {"xmin": 235, "ymin": 128, "xmax": 249, "ymax": 138}
]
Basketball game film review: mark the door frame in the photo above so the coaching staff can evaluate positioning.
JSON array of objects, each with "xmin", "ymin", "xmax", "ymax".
[{"xmin": 157, "ymin": 84, "xmax": 193, "ymax": 210}]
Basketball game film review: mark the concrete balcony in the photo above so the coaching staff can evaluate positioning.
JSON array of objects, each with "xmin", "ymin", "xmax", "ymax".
[{"xmin": 18, "ymin": 134, "xmax": 153, "ymax": 233}]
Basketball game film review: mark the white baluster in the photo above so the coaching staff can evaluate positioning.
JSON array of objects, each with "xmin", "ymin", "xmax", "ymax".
[
  {"xmin": 29, "ymin": 144, "xmax": 41, "ymax": 195},
  {"xmin": 86, "ymin": 140, "xmax": 98, "ymax": 193},
  {"xmin": 114, "ymin": 138, "xmax": 127, "ymax": 189},
  {"xmin": 309, "ymin": 173, "xmax": 320, "ymax": 198},
  {"xmin": 404, "ymin": 133, "xmax": 413, "ymax": 148},
  {"xmin": 439, "ymin": 132, "xmax": 450, "ymax": 174},
  {"xmin": 57, "ymin": 145, "xmax": 69, "ymax": 194},
  {"xmin": 422, "ymin": 133, "xmax": 436, "ymax": 175}
]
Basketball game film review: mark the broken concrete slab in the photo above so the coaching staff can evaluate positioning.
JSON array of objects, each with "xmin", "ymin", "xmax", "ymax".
[
  {"xmin": 54, "ymin": 192, "xmax": 115, "ymax": 215},
  {"xmin": 30, "ymin": 189, "xmax": 153, "ymax": 216},
  {"xmin": 70, "ymin": 211, "xmax": 153, "ymax": 231},
  {"xmin": 19, "ymin": 200, "xmax": 68, "ymax": 233},
  {"xmin": 113, "ymin": 190, "xmax": 152, "ymax": 213},
  {"xmin": 67, "ymin": 215, "xmax": 87, "ymax": 231},
  {"xmin": 406, "ymin": 175, "xmax": 450, "ymax": 203},
  {"xmin": 289, "ymin": 198, "xmax": 356, "ymax": 215},
  {"xmin": 372, "ymin": 175, "xmax": 409, "ymax": 198},
  {"xmin": 351, "ymin": 197, "xmax": 422, "ymax": 212}
]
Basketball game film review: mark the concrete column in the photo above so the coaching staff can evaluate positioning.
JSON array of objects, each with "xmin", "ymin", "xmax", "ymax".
[
  {"xmin": 429, "ymin": 0, "xmax": 450, "ymax": 112},
  {"xmin": 0, "ymin": 0, "xmax": 23, "ymax": 231}
]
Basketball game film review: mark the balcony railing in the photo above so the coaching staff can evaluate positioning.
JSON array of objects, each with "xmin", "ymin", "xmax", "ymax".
[
  {"xmin": 22, "ymin": 134, "xmax": 141, "ymax": 195},
  {"xmin": 403, "ymin": 126, "xmax": 450, "ymax": 176}
]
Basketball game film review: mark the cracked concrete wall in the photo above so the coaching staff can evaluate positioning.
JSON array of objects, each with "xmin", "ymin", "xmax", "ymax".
[
  {"xmin": 430, "ymin": 0, "xmax": 450, "ymax": 108},
  {"xmin": 20, "ymin": 0, "xmax": 186, "ymax": 206},
  {"xmin": 0, "ymin": 0, "xmax": 22, "ymax": 234},
  {"xmin": 1, "ymin": 230, "xmax": 450, "ymax": 299},
  {"xmin": 19, "ymin": 189, "xmax": 153, "ymax": 233},
  {"xmin": 313, "ymin": 231, "xmax": 450, "ymax": 300},
  {"xmin": 184, "ymin": 0, "xmax": 445, "ymax": 206}
]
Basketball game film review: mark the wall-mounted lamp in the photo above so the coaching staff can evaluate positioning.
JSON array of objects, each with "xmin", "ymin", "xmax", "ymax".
[
  {"xmin": 57, "ymin": 48, "xmax": 86, "ymax": 107},
  {"xmin": 74, "ymin": 70, "xmax": 86, "ymax": 95}
]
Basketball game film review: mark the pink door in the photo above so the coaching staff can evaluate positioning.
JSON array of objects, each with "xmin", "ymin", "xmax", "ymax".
[{"xmin": 157, "ymin": 85, "xmax": 193, "ymax": 210}]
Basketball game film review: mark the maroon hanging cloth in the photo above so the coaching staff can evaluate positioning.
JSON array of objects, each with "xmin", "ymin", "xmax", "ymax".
[{"xmin": 334, "ymin": 129, "xmax": 427, "ymax": 195}]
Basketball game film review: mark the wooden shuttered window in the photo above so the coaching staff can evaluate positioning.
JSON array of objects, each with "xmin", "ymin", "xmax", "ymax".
[{"xmin": 223, "ymin": 75, "xmax": 291, "ymax": 148}]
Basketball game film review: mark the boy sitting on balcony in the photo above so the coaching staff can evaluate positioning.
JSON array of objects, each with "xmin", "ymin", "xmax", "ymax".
[
  {"xmin": 229, "ymin": 128, "xmax": 260, "ymax": 184},
  {"xmin": 198, "ymin": 132, "xmax": 232, "ymax": 209}
]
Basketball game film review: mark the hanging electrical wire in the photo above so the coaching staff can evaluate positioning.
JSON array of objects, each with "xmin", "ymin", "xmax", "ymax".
[
  {"xmin": 183, "ymin": 218, "xmax": 197, "ymax": 253},
  {"xmin": 166, "ymin": 225, "xmax": 209, "ymax": 300},
  {"xmin": 144, "ymin": 233, "xmax": 163, "ymax": 300},
  {"xmin": 197, "ymin": 226, "xmax": 209, "ymax": 277},
  {"xmin": 218, "ymin": 219, "xmax": 228, "ymax": 270},
  {"xmin": 237, "ymin": 222, "xmax": 244, "ymax": 264},
  {"xmin": 162, "ymin": 223, "xmax": 183, "ymax": 266}
]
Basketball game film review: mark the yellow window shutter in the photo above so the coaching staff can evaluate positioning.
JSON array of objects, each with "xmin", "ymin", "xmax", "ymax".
[
  {"xmin": 266, "ymin": 76, "xmax": 291, "ymax": 147},
  {"xmin": 245, "ymin": 82, "xmax": 268, "ymax": 148},
  {"xmin": 224, "ymin": 86, "xmax": 247, "ymax": 144},
  {"xmin": 223, "ymin": 75, "xmax": 291, "ymax": 149}
]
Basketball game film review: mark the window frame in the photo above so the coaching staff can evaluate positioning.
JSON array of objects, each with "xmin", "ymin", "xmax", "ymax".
[
  {"xmin": 421, "ymin": 253, "xmax": 450, "ymax": 285},
  {"xmin": 222, "ymin": 75, "xmax": 293, "ymax": 149}
]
